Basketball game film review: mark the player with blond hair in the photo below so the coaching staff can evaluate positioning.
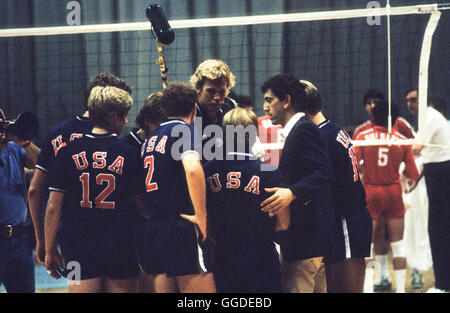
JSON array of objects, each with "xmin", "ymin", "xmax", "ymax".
[
  {"xmin": 203, "ymin": 107, "xmax": 289, "ymax": 292},
  {"xmin": 45, "ymin": 85, "xmax": 145, "ymax": 293},
  {"xmin": 302, "ymin": 80, "xmax": 372, "ymax": 293}
]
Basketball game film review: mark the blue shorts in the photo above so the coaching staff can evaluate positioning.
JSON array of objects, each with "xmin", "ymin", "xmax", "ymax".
[
  {"xmin": 139, "ymin": 216, "xmax": 206, "ymax": 277},
  {"xmin": 325, "ymin": 206, "xmax": 373, "ymax": 265},
  {"xmin": 213, "ymin": 244, "xmax": 282, "ymax": 293},
  {"xmin": 58, "ymin": 225, "xmax": 139, "ymax": 280}
]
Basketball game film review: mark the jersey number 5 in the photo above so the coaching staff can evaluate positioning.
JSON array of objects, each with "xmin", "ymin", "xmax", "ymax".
[
  {"xmin": 378, "ymin": 147, "xmax": 389, "ymax": 167},
  {"xmin": 79, "ymin": 173, "xmax": 116, "ymax": 209}
]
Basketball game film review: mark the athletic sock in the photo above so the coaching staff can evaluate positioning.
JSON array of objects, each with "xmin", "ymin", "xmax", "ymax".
[
  {"xmin": 394, "ymin": 269, "xmax": 406, "ymax": 293},
  {"xmin": 376, "ymin": 254, "xmax": 390, "ymax": 281},
  {"xmin": 364, "ymin": 267, "xmax": 375, "ymax": 293}
]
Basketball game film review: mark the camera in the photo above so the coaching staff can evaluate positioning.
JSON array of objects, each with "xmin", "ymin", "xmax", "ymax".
[{"xmin": 0, "ymin": 109, "xmax": 40, "ymax": 144}]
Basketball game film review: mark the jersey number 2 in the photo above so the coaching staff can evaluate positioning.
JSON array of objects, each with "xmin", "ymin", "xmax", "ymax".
[
  {"xmin": 144, "ymin": 155, "xmax": 158, "ymax": 192},
  {"xmin": 79, "ymin": 173, "xmax": 116, "ymax": 209}
]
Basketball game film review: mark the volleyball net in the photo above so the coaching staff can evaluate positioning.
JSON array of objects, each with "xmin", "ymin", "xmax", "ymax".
[{"xmin": 0, "ymin": 3, "xmax": 447, "ymax": 149}]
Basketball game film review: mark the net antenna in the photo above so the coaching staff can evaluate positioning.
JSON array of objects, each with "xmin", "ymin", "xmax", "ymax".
[{"xmin": 146, "ymin": 4, "xmax": 175, "ymax": 89}]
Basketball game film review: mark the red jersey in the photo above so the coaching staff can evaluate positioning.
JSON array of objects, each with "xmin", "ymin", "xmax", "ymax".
[
  {"xmin": 258, "ymin": 115, "xmax": 283, "ymax": 166},
  {"xmin": 354, "ymin": 126, "xmax": 419, "ymax": 186},
  {"xmin": 353, "ymin": 117, "xmax": 415, "ymax": 140}
]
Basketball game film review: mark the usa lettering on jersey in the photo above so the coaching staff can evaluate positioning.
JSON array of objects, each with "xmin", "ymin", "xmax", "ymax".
[
  {"xmin": 71, "ymin": 151, "xmax": 125, "ymax": 209},
  {"xmin": 52, "ymin": 132, "xmax": 85, "ymax": 157},
  {"xmin": 335, "ymin": 130, "xmax": 359, "ymax": 182},
  {"xmin": 207, "ymin": 172, "xmax": 260, "ymax": 195}
]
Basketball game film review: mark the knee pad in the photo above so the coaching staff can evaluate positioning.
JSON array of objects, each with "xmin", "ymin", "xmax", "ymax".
[{"xmin": 391, "ymin": 240, "xmax": 406, "ymax": 259}]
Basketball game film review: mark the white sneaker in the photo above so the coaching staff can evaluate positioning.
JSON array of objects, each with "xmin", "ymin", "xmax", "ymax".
[{"xmin": 426, "ymin": 287, "xmax": 446, "ymax": 293}]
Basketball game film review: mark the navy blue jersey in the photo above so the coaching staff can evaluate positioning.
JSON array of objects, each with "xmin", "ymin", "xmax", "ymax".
[
  {"xmin": 203, "ymin": 153, "xmax": 282, "ymax": 248},
  {"xmin": 36, "ymin": 116, "xmax": 92, "ymax": 174},
  {"xmin": 121, "ymin": 127, "xmax": 144, "ymax": 150},
  {"xmin": 318, "ymin": 120, "xmax": 366, "ymax": 218},
  {"xmin": 141, "ymin": 119, "xmax": 202, "ymax": 218},
  {"xmin": 195, "ymin": 104, "xmax": 227, "ymax": 157},
  {"xmin": 49, "ymin": 133, "xmax": 144, "ymax": 230}
]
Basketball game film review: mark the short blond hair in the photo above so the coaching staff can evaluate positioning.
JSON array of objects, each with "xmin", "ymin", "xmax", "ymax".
[
  {"xmin": 300, "ymin": 79, "xmax": 322, "ymax": 115},
  {"xmin": 88, "ymin": 85, "xmax": 133, "ymax": 130},
  {"xmin": 189, "ymin": 59, "xmax": 236, "ymax": 94},
  {"xmin": 222, "ymin": 107, "xmax": 258, "ymax": 129},
  {"xmin": 222, "ymin": 108, "xmax": 258, "ymax": 154}
]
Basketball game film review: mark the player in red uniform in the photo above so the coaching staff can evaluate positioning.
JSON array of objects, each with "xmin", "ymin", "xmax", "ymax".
[
  {"xmin": 353, "ymin": 89, "xmax": 415, "ymax": 291},
  {"xmin": 353, "ymin": 89, "xmax": 415, "ymax": 140},
  {"xmin": 354, "ymin": 100, "xmax": 419, "ymax": 293}
]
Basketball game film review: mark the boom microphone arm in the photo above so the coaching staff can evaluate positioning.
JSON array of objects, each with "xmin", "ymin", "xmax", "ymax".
[{"xmin": 146, "ymin": 4, "xmax": 175, "ymax": 89}]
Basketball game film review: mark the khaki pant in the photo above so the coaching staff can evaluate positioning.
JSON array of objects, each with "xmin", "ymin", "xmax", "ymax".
[{"xmin": 282, "ymin": 257, "xmax": 327, "ymax": 293}]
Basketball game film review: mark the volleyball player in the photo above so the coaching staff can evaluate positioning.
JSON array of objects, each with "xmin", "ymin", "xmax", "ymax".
[
  {"xmin": 120, "ymin": 92, "xmax": 167, "ymax": 291},
  {"xmin": 28, "ymin": 72, "xmax": 132, "ymax": 265},
  {"xmin": 139, "ymin": 82, "xmax": 216, "ymax": 293},
  {"xmin": 44, "ymin": 85, "xmax": 144, "ymax": 292},
  {"xmin": 353, "ymin": 89, "xmax": 415, "ymax": 291},
  {"xmin": 353, "ymin": 89, "xmax": 415, "ymax": 140},
  {"xmin": 354, "ymin": 100, "xmax": 420, "ymax": 293},
  {"xmin": 189, "ymin": 59, "xmax": 236, "ymax": 152},
  {"xmin": 203, "ymin": 107, "xmax": 290, "ymax": 293},
  {"xmin": 302, "ymin": 80, "xmax": 372, "ymax": 293}
]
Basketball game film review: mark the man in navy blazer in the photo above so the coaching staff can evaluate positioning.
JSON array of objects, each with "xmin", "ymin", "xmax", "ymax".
[{"xmin": 260, "ymin": 74, "xmax": 337, "ymax": 293}]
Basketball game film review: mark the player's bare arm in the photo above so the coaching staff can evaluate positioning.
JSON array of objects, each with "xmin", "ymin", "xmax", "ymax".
[
  {"xmin": 28, "ymin": 169, "xmax": 49, "ymax": 264},
  {"xmin": 44, "ymin": 190, "xmax": 65, "ymax": 279},
  {"xmin": 260, "ymin": 187, "xmax": 296, "ymax": 214},
  {"xmin": 180, "ymin": 151, "xmax": 207, "ymax": 241}
]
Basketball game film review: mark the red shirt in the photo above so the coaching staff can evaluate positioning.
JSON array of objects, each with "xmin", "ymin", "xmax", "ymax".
[
  {"xmin": 257, "ymin": 115, "xmax": 283, "ymax": 166},
  {"xmin": 353, "ymin": 117, "xmax": 415, "ymax": 140},
  {"xmin": 354, "ymin": 126, "xmax": 419, "ymax": 185}
]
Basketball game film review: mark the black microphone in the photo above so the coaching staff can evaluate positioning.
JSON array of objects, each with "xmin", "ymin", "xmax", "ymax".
[{"xmin": 146, "ymin": 4, "xmax": 175, "ymax": 45}]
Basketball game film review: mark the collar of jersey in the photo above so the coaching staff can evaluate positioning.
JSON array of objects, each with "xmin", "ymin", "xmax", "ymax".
[
  {"xmin": 85, "ymin": 133, "xmax": 118, "ymax": 139},
  {"xmin": 196, "ymin": 104, "xmax": 223, "ymax": 119},
  {"xmin": 76, "ymin": 116, "xmax": 90, "ymax": 122},
  {"xmin": 161, "ymin": 119, "xmax": 187, "ymax": 126},
  {"xmin": 318, "ymin": 120, "xmax": 331, "ymax": 129}
]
